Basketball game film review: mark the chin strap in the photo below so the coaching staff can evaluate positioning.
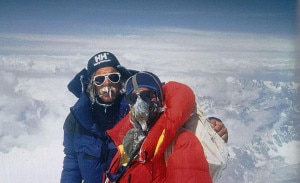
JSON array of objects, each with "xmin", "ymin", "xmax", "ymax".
[{"xmin": 132, "ymin": 74, "xmax": 140, "ymax": 94}]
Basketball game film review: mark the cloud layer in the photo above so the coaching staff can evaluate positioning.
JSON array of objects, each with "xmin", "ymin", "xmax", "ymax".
[{"xmin": 0, "ymin": 29, "xmax": 298, "ymax": 182}]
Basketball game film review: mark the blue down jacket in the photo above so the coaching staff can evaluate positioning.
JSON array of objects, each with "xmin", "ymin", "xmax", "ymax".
[{"xmin": 60, "ymin": 69, "xmax": 130, "ymax": 183}]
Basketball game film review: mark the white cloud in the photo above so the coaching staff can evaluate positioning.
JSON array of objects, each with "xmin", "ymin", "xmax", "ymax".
[{"xmin": 277, "ymin": 140, "xmax": 300, "ymax": 165}]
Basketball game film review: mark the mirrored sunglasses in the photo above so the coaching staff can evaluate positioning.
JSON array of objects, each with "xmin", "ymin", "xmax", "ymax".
[
  {"xmin": 126, "ymin": 90, "xmax": 156, "ymax": 105},
  {"xmin": 93, "ymin": 72, "xmax": 121, "ymax": 86}
]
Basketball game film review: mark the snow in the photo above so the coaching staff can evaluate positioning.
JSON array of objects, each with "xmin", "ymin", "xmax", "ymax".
[
  {"xmin": 0, "ymin": 30, "xmax": 299, "ymax": 182},
  {"xmin": 0, "ymin": 141, "xmax": 64, "ymax": 183},
  {"xmin": 277, "ymin": 140, "xmax": 300, "ymax": 165}
]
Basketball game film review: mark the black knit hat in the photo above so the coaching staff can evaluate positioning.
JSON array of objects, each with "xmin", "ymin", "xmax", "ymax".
[
  {"xmin": 87, "ymin": 52, "xmax": 120, "ymax": 74},
  {"xmin": 87, "ymin": 51, "xmax": 132, "ymax": 80}
]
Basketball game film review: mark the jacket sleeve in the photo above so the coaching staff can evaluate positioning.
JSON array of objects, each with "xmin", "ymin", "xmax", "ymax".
[
  {"xmin": 166, "ymin": 130, "xmax": 212, "ymax": 183},
  {"xmin": 139, "ymin": 81, "xmax": 196, "ymax": 161},
  {"xmin": 60, "ymin": 113, "xmax": 82, "ymax": 183},
  {"xmin": 106, "ymin": 114, "xmax": 133, "ymax": 146}
]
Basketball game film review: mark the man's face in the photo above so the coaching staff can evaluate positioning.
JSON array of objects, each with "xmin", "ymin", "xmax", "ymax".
[{"xmin": 93, "ymin": 67, "xmax": 121, "ymax": 103}]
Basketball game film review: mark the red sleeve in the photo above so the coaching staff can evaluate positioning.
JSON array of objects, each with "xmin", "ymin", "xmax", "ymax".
[
  {"xmin": 166, "ymin": 130, "xmax": 212, "ymax": 183},
  {"xmin": 139, "ymin": 81, "xmax": 196, "ymax": 161},
  {"xmin": 106, "ymin": 114, "xmax": 133, "ymax": 146}
]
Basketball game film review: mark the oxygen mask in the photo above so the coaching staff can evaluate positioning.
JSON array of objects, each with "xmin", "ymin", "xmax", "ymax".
[
  {"xmin": 127, "ymin": 90, "xmax": 160, "ymax": 133},
  {"xmin": 130, "ymin": 95, "xmax": 151, "ymax": 131}
]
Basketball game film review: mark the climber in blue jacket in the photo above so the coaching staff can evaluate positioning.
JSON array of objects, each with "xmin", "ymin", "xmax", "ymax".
[{"xmin": 60, "ymin": 51, "xmax": 136, "ymax": 183}]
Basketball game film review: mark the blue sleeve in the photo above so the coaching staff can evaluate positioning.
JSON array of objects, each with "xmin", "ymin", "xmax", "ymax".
[{"xmin": 60, "ymin": 113, "xmax": 82, "ymax": 183}]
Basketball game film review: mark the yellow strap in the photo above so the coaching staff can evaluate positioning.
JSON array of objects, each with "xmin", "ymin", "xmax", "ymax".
[
  {"xmin": 154, "ymin": 129, "xmax": 165, "ymax": 155},
  {"xmin": 118, "ymin": 145, "xmax": 130, "ymax": 166}
]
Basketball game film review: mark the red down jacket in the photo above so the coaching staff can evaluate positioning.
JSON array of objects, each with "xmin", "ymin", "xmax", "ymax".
[{"xmin": 104, "ymin": 81, "xmax": 212, "ymax": 183}]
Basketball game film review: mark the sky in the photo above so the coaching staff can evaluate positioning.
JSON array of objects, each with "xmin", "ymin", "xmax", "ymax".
[
  {"xmin": 0, "ymin": 0, "xmax": 297, "ymax": 36},
  {"xmin": 0, "ymin": 1, "xmax": 299, "ymax": 182}
]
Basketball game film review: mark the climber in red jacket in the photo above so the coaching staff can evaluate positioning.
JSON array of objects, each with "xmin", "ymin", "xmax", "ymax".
[{"xmin": 104, "ymin": 71, "xmax": 212, "ymax": 183}]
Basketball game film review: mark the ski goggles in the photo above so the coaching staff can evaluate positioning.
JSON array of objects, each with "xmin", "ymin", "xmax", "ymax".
[
  {"xmin": 126, "ymin": 90, "xmax": 156, "ymax": 105},
  {"xmin": 93, "ymin": 72, "xmax": 121, "ymax": 86}
]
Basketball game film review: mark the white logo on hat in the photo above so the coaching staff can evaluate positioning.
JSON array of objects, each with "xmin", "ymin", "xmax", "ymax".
[{"xmin": 93, "ymin": 53, "xmax": 111, "ymax": 66}]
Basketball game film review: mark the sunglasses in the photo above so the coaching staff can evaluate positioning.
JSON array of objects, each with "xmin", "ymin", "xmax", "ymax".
[
  {"xmin": 93, "ymin": 72, "xmax": 121, "ymax": 86},
  {"xmin": 126, "ymin": 90, "xmax": 156, "ymax": 105}
]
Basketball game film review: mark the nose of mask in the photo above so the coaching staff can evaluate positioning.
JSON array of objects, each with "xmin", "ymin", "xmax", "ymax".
[{"xmin": 130, "ymin": 95, "xmax": 151, "ymax": 131}]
